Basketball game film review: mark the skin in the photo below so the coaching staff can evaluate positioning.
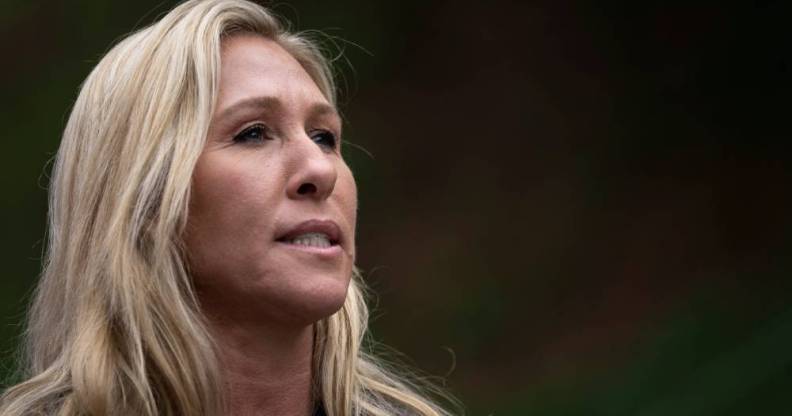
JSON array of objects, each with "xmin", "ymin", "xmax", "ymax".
[{"xmin": 184, "ymin": 34, "xmax": 357, "ymax": 416}]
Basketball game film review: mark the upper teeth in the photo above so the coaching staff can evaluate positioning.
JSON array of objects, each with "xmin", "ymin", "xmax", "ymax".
[{"xmin": 286, "ymin": 232, "xmax": 332, "ymax": 248}]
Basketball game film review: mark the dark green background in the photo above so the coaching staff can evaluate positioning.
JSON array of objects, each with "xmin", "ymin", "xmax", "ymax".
[{"xmin": 2, "ymin": 1, "xmax": 791, "ymax": 414}]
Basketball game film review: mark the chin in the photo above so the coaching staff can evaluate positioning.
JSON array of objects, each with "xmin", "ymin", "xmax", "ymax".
[{"xmin": 268, "ymin": 269, "xmax": 352, "ymax": 326}]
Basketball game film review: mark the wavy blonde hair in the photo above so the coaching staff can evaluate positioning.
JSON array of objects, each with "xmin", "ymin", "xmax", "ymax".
[{"xmin": 0, "ymin": 1, "xmax": 456, "ymax": 415}]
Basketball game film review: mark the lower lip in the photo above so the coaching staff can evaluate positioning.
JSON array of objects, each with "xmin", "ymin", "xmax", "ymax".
[{"xmin": 275, "ymin": 241, "xmax": 343, "ymax": 259}]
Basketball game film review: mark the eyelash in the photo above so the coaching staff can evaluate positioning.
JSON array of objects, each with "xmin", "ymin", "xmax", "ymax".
[
  {"xmin": 232, "ymin": 124, "xmax": 338, "ymax": 151},
  {"xmin": 310, "ymin": 130, "xmax": 338, "ymax": 150},
  {"xmin": 233, "ymin": 124, "xmax": 269, "ymax": 143}
]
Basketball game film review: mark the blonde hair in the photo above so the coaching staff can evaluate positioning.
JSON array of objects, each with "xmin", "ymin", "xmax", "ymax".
[{"xmin": 0, "ymin": 1, "xmax": 457, "ymax": 415}]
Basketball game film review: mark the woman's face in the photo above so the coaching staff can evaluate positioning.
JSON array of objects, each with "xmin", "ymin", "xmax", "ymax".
[{"xmin": 185, "ymin": 34, "xmax": 357, "ymax": 325}]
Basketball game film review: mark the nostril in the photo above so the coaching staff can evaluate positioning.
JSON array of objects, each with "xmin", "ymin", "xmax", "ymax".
[{"xmin": 297, "ymin": 183, "xmax": 316, "ymax": 195}]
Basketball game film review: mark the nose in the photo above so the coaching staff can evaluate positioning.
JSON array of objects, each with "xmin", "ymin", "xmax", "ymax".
[{"xmin": 285, "ymin": 135, "xmax": 337, "ymax": 201}]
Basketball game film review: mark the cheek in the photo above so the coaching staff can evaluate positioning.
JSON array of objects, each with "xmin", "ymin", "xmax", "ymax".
[
  {"xmin": 337, "ymin": 163, "xmax": 358, "ymax": 241},
  {"xmin": 193, "ymin": 163, "xmax": 263, "ymax": 231},
  {"xmin": 186, "ymin": 155, "xmax": 279, "ymax": 279},
  {"xmin": 338, "ymin": 164, "xmax": 357, "ymax": 213}
]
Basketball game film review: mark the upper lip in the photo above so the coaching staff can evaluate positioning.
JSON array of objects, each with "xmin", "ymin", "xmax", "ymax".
[{"xmin": 275, "ymin": 219, "xmax": 342, "ymax": 245}]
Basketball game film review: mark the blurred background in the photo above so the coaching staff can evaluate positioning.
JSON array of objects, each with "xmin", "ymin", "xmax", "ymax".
[{"xmin": 2, "ymin": 1, "xmax": 791, "ymax": 414}]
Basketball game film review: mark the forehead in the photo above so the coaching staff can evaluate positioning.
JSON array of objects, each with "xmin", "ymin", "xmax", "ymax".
[{"xmin": 215, "ymin": 34, "xmax": 330, "ymax": 114}]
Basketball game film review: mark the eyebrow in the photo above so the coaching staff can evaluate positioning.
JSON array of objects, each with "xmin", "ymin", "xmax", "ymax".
[{"xmin": 216, "ymin": 96, "xmax": 340, "ymax": 124}]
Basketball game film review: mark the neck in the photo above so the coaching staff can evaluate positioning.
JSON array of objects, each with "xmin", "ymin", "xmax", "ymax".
[{"xmin": 206, "ymin": 315, "xmax": 317, "ymax": 416}]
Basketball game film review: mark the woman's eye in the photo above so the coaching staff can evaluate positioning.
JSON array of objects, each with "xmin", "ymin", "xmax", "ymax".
[
  {"xmin": 233, "ymin": 124, "xmax": 268, "ymax": 143},
  {"xmin": 311, "ymin": 130, "xmax": 337, "ymax": 150}
]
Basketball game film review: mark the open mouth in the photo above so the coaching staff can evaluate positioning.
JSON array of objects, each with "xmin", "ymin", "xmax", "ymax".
[{"xmin": 276, "ymin": 232, "xmax": 340, "ymax": 249}]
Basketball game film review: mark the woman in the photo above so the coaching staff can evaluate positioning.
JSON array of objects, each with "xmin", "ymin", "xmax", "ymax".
[{"xmin": 0, "ymin": 1, "xmax": 456, "ymax": 415}]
